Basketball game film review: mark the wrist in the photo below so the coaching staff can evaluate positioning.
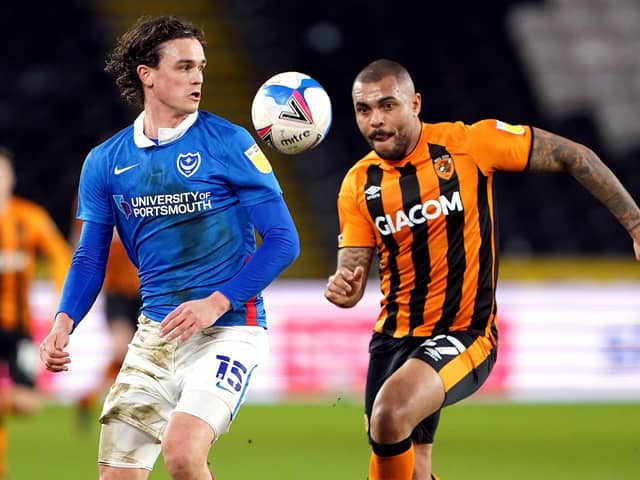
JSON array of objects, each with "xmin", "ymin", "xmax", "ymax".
[
  {"xmin": 210, "ymin": 291, "xmax": 232, "ymax": 315},
  {"xmin": 54, "ymin": 312, "xmax": 75, "ymax": 334}
]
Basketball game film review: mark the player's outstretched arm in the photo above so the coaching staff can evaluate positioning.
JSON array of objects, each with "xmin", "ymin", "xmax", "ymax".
[
  {"xmin": 529, "ymin": 127, "xmax": 640, "ymax": 260},
  {"xmin": 325, "ymin": 247, "xmax": 374, "ymax": 308}
]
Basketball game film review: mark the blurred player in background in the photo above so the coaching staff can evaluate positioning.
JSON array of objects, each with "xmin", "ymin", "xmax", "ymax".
[
  {"xmin": 0, "ymin": 146, "xmax": 71, "ymax": 477},
  {"xmin": 100, "ymin": 233, "xmax": 140, "ymax": 381},
  {"xmin": 70, "ymin": 200, "xmax": 141, "ymax": 428},
  {"xmin": 39, "ymin": 15, "xmax": 299, "ymax": 480},
  {"xmin": 324, "ymin": 59, "xmax": 640, "ymax": 480}
]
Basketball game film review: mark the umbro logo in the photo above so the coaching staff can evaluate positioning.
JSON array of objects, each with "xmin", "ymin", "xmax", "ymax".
[
  {"xmin": 364, "ymin": 185, "xmax": 381, "ymax": 200},
  {"xmin": 114, "ymin": 163, "xmax": 140, "ymax": 175}
]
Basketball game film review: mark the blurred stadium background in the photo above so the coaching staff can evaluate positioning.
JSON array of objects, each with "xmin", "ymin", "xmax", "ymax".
[{"xmin": 1, "ymin": 0, "xmax": 639, "ymax": 478}]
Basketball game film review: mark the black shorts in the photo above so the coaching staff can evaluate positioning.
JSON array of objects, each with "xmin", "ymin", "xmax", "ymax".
[
  {"xmin": 0, "ymin": 331, "xmax": 36, "ymax": 387},
  {"xmin": 105, "ymin": 293, "xmax": 141, "ymax": 329},
  {"xmin": 365, "ymin": 330, "xmax": 497, "ymax": 444}
]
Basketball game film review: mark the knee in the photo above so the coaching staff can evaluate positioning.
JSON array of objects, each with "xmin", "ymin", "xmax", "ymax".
[
  {"xmin": 162, "ymin": 438, "xmax": 198, "ymax": 478},
  {"xmin": 98, "ymin": 466, "xmax": 123, "ymax": 480},
  {"xmin": 369, "ymin": 401, "xmax": 411, "ymax": 442}
]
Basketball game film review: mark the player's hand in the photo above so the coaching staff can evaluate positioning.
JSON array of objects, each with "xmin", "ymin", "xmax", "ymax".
[
  {"xmin": 160, "ymin": 291, "xmax": 231, "ymax": 343},
  {"xmin": 633, "ymin": 238, "xmax": 640, "ymax": 261},
  {"xmin": 39, "ymin": 313, "xmax": 73, "ymax": 372},
  {"xmin": 324, "ymin": 265, "xmax": 365, "ymax": 308}
]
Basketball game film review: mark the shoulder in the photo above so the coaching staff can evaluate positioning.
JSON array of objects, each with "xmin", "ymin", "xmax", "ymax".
[
  {"xmin": 423, "ymin": 121, "xmax": 470, "ymax": 147},
  {"xmin": 89, "ymin": 125, "xmax": 134, "ymax": 160},
  {"xmin": 10, "ymin": 196, "xmax": 51, "ymax": 220},
  {"xmin": 196, "ymin": 111, "xmax": 248, "ymax": 137},
  {"xmin": 339, "ymin": 152, "xmax": 381, "ymax": 197},
  {"xmin": 195, "ymin": 111, "xmax": 255, "ymax": 150},
  {"xmin": 426, "ymin": 119, "xmax": 530, "ymax": 150},
  {"xmin": 466, "ymin": 119, "xmax": 529, "ymax": 144},
  {"xmin": 344, "ymin": 152, "xmax": 379, "ymax": 179}
]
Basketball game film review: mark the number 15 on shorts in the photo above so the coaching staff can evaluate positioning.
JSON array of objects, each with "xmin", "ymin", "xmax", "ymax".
[{"xmin": 215, "ymin": 354, "xmax": 247, "ymax": 393}]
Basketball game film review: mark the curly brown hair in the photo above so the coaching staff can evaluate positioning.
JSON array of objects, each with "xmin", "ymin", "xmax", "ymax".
[{"xmin": 105, "ymin": 16, "xmax": 206, "ymax": 108}]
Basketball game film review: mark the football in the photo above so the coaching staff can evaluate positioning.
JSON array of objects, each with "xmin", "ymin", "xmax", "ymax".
[{"xmin": 251, "ymin": 71, "xmax": 332, "ymax": 155}]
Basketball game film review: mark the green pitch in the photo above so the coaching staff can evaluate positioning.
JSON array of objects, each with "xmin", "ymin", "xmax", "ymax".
[{"xmin": 5, "ymin": 400, "xmax": 640, "ymax": 479}]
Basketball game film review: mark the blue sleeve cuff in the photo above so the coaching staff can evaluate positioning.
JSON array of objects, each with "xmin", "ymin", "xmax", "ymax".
[{"xmin": 218, "ymin": 196, "xmax": 299, "ymax": 309}]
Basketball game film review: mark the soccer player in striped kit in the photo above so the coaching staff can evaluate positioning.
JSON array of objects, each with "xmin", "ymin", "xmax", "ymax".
[
  {"xmin": 325, "ymin": 59, "xmax": 640, "ymax": 480},
  {"xmin": 0, "ymin": 146, "xmax": 71, "ymax": 478},
  {"xmin": 39, "ymin": 16, "xmax": 299, "ymax": 480}
]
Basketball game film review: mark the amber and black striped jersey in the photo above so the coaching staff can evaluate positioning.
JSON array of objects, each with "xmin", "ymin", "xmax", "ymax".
[
  {"xmin": 103, "ymin": 234, "xmax": 139, "ymax": 298},
  {"xmin": 338, "ymin": 120, "xmax": 532, "ymax": 338},
  {"xmin": 0, "ymin": 196, "xmax": 71, "ymax": 335}
]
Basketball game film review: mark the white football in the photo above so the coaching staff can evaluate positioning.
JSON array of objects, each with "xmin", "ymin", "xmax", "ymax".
[{"xmin": 251, "ymin": 71, "xmax": 332, "ymax": 155}]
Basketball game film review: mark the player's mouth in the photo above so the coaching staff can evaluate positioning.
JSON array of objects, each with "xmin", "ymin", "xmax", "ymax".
[
  {"xmin": 189, "ymin": 91, "xmax": 201, "ymax": 101},
  {"xmin": 369, "ymin": 130, "xmax": 393, "ymax": 143}
]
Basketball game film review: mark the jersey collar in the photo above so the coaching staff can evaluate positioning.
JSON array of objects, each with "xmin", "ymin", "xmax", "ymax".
[{"xmin": 133, "ymin": 111, "xmax": 199, "ymax": 148}]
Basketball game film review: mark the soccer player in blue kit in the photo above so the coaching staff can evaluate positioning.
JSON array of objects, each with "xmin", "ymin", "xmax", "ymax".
[{"xmin": 39, "ymin": 15, "xmax": 299, "ymax": 480}]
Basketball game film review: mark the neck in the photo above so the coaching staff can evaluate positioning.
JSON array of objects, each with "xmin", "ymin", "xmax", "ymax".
[
  {"xmin": 0, "ymin": 195, "xmax": 9, "ymax": 213},
  {"xmin": 407, "ymin": 118, "xmax": 423, "ymax": 153},
  {"xmin": 142, "ymin": 104, "xmax": 190, "ymax": 139}
]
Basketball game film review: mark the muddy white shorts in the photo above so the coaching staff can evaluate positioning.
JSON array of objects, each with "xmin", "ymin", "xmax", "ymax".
[{"xmin": 98, "ymin": 315, "xmax": 268, "ymax": 469}]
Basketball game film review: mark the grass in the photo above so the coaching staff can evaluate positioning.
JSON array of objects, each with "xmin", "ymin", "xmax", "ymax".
[{"xmin": 4, "ymin": 401, "xmax": 640, "ymax": 479}]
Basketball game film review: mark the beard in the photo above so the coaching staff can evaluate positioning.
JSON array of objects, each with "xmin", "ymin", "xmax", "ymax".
[{"xmin": 367, "ymin": 130, "xmax": 410, "ymax": 161}]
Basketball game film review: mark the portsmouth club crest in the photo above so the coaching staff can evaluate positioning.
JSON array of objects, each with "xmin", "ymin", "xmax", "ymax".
[{"xmin": 176, "ymin": 152, "xmax": 201, "ymax": 178}]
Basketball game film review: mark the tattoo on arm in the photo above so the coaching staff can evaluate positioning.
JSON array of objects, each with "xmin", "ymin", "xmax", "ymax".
[
  {"xmin": 529, "ymin": 127, "xmax": 640, "ymax": 236},
  {"xmin": 337, "ymin": 247, "xmax": 374, "ymax": 275}
]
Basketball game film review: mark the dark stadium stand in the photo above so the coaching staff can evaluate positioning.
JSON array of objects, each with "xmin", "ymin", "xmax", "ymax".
[
  {"xmin": 0, "ymin": 3, "xmax": 131, "ymax": 238},
  {"xmin": 1, "ymin": 0, "xmax": 639, "ymax": 277},
  {"xmin": 229, "ymin": 0, "xmax": 640, "ymax": 261}
]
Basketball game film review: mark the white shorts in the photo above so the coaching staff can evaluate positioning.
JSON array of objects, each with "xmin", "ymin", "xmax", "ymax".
[{"xmin": 98, "ymin": 315, "xmax": 268, "ymax": 468}]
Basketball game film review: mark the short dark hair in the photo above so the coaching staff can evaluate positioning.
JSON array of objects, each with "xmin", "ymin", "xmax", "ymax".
[
  {"xmin": 354, "ymin": 58, "xmax": 412, "ymax": 85},
  {"xmin": 105, "ymin": 15, "xmax": 206, "ymax": 108}
]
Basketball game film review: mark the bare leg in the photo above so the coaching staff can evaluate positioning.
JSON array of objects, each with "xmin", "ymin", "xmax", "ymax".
[{"xmin": 162, "ymin": 412, "xmax": 215, "ymax": 480}]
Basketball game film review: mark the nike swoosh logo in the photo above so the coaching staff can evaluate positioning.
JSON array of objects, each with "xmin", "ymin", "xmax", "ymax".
[{"xmin": 114, "ymin": 163, "xmax": 140, "ymax": 175}]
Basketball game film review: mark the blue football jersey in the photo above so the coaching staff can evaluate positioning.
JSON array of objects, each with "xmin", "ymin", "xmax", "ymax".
[{"xmin": 77, "ymin": 111, "xmax": 282, "ymax": 327}]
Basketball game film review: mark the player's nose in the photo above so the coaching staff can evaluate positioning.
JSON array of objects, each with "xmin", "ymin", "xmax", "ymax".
[{"xmin": 370, "ymin": 108, "xmax": 384, "ymax": 127}]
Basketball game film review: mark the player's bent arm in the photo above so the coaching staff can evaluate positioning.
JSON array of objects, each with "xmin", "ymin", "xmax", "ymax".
[
  {"xmin": 338, "ymin": 246, "xmax": 375, "ymax": 274},
  {"xmin": 325, "ymin": 247, "xmax": 375, "ymax": 308},
  {"xmin": 218, "ymin": 196, "xmax": 299, "ymax": 309},
  {"xmin": 529, "ymin": 127, "xmax": 640, "ymax": 254}
]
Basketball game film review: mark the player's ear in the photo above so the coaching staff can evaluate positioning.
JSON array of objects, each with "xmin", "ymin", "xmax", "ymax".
[
  {"xmin": 137, "ymin": 65, "xmax": 153, "ymax": 87},
  {"xmin": 413, "ymin": 92, "xmax": 422, "ymax": 117}
]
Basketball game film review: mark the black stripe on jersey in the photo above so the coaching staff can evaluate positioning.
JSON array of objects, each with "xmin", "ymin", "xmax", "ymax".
[
  {"xmin": 469, "ymin": 167, "xmax": 494, "ymax": 335},
  {"xmin": 429, "ymin": 144, "xmax": 465, "ymax": 334},
  {"xmin": 396, "ymin": 163, "xmax": 430, "ymax": 335},
  {"xmin": 15, "ymin": 220, "xmax": 26, "ymax": 334},
  {"xmin": 364, "ymin": 165, "xmax": 399, "ymax": 334}
]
